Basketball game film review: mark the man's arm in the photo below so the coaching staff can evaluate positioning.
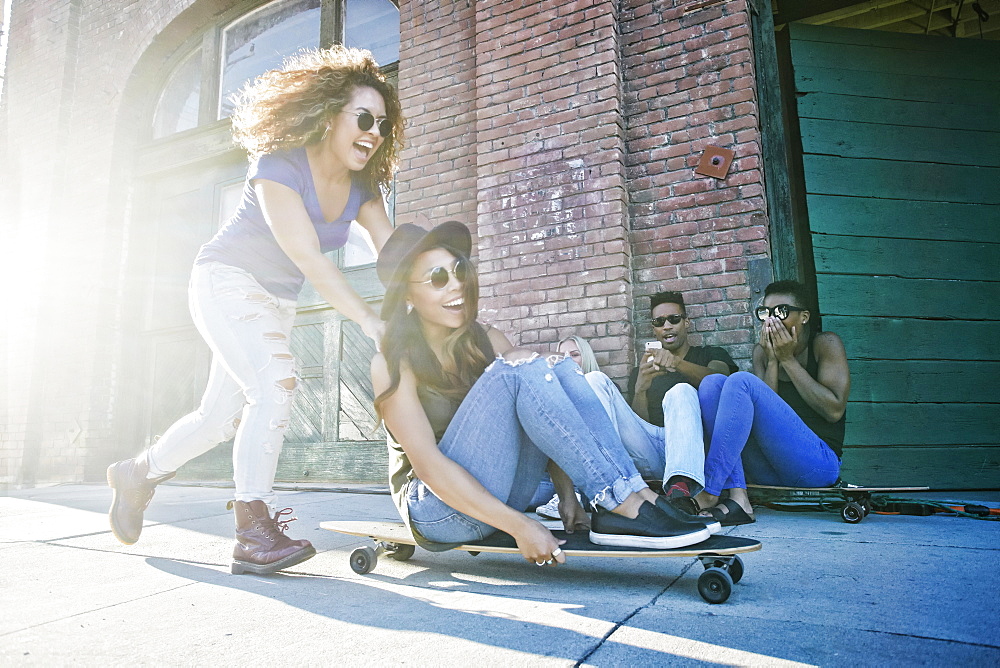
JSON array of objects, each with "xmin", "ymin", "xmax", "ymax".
[
  {"xmin": 628, "ymin": 361, "xmax": 656, "ymax": 422},
  {"xmin": 660, "ymin": 347, "xmax": 735, "ymax": 388},
  {"xmin": 784, "ymin": 331, "xmax": 850, "ymax": 422}
]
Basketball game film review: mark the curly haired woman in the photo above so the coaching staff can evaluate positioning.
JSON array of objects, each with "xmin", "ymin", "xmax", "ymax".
[{"xmin": 107, "ymin": 46, "xmax": 403, "ymax": 574}]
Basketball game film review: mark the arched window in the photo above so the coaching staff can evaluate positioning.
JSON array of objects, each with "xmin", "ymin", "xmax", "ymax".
[
  {"xmin": 218, "ymin": 0, "xmax": 322, "ymax": 118},
  {"xmin": 151, "ymin": 0, "xmax": 400, "ymax": 137},
  {"xmin": 152, "ymin": 48, "xmax": 201, "ymax": 139}
]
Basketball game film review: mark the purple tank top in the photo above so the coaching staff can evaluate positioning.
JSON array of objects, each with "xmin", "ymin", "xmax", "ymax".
[{"xmin": 195, "ymin": 147, "xmax": 375, "ymax": 300}]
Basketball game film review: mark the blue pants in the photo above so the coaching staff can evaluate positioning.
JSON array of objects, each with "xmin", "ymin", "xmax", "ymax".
[
  {"xmin": 700, "ymin": 372, "xmax": 840, "ymax": 495},
  {"xmin": 408, "ymin": 355, "xmax": 647, "ymax": 543}
]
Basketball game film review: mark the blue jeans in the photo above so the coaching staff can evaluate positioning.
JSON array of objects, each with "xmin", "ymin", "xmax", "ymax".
[
  {"xmin": 408, "ymin": 355, "xmax": 647, "ymax": 543},
  {"xmin": 700, "ymin": 372, "xmax": 841, "ymax": 495},
  {"xmin": 585, "ymin": 373, "xmax": 706, "ymax": 492}
]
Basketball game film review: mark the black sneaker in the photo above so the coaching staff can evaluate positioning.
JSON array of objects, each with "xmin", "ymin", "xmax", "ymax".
[
  {"xmin": 655, "ymin": 495, "xmax": 722, "ymax": 535},
  {"xmin": 589, "ymin": 501, "xmax": 710, "ymax": 549}
]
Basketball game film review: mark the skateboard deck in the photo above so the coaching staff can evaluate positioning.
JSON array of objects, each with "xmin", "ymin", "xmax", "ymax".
[
  {"xmin": 321, "ymin": 519, "xmax": 761, "ymax": 604},
  {"xmin": 748, "ymin": 483, "xmax": 930, "ymax": 523}
]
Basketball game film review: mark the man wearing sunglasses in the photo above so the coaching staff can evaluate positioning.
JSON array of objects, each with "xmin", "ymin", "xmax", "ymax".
[
  {"xmin": 691, "ymin": 280, "xmax": 849, "ymax": 526},
  {"xmin": 625, "ymin": 291, "xmax": 737, "ymax": 501},
  {"xmin": 628, "ymin": 292, "xmax": 738, "ymax": 425}
]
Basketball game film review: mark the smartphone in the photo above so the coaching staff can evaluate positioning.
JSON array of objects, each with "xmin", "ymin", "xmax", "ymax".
[{"xmin": 645, "ymin": 341, "xmax": 662, "ymax": 351}]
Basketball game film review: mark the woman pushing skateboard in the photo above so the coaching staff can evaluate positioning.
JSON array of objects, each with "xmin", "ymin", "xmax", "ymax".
[{"xmin": 107, "ymin": 46, "xmax": 403, "ymax": 575}]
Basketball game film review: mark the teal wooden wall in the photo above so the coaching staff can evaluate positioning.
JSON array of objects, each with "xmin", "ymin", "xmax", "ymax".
[{"xmin": 789, "ymin": 24, "xmax": 1000, "ymax": 488}]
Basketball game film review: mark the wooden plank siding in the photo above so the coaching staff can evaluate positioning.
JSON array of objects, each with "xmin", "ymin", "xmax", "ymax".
[
  {"xmin": 178, "ymin": 315, "xmax": 387, "ymax": 484},
  {"xmin": 789, "ymin": 23, "xmax": 1000, "ymax": 488}
]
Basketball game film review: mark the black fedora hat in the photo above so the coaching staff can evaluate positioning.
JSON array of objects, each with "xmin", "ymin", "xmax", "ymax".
[{"xmin": 377, "ymin": 221, "xmax": 472, "ymax": 319}]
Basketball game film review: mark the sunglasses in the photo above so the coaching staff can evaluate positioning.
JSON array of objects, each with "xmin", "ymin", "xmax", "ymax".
[
  {"xmin": 755, "ymin": 304, "xmax": 806, "ymax": 321},
  {"xmin": 345, "ymin": 110, "xmax": 392, "ymax": 138},
  {"xmin": 410, "ymin": 258, "xmax": 468, "ymax": 289},
  {"xmin": 651, "ymin": 314, "xmax": 685, "ymax": 327}
]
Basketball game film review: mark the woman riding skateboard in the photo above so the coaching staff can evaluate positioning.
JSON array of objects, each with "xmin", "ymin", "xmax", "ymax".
[{"xmin": 371, "ymin": 221, "xmax": 716, "ymax": 566}]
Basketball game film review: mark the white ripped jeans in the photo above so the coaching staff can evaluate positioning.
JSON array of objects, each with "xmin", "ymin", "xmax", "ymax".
[
  {"xmin": 146, "ymin": 262, "xmax": 298, "ymax": 504},
  {"xmin": 584, "ymin": 372, "xmax": 706, "ymax": 492}
]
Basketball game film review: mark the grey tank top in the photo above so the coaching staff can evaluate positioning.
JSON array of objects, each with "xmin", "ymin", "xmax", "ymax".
[{"xmin": 386, "ymin": 384, "xmax": 463, "ymax": 551}]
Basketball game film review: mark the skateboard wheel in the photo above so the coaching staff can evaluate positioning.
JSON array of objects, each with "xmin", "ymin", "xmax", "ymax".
[
  {"xmin": 698, "ymin": 567, "xmax": 733, "ymax": 604},
  {"xmin": 350, "ymin": 546, "xmax": 377, "ymax": 574},
  {"xmin": 842, "ymin": 502, "xmax": 864, "ymax": 524},
  {"xmin": 388, "ymin": 543, "xmax": 415, "ymax": 561},
  {"xmin": 729, "ymin": 555, "xmax": 744, "ymax": 584},
  {"xmin": 860, "ymin": 498, "xmax": 873, "ymax": 516}
]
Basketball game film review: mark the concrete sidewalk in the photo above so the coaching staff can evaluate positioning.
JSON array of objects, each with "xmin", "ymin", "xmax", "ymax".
[{"xmin": 1, "ymin": 483, "xmax": 998, "ymax": 666}]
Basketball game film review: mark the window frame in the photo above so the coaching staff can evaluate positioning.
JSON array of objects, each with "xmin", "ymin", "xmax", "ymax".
[
  {"xmin": 146, "ymin": 0, "xmax": 399, "ymax": 145},
  {"xmin": 139, "ymin": 0, "xmax": 399, "ymax": 280}
]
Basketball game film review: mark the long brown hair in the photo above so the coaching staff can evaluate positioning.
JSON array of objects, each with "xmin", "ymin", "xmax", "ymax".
[
  {"xmin": 373, "ymin": 245, "xmax": 494, "ymax": 419},
  {"xmin": 230, "ymin": 46, "xmax": 403, "ymax": 196}
]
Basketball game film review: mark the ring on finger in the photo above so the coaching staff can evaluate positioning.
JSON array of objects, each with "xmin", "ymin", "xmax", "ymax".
[
  {"xmin": 551, "ymin": 548, "xmax": 563, "ymax": 558},
  {"xmin": 544, "ymin": 559, "xmax": 553, "ymax": 565},
  {"xmin": 535, "ymin": 561, "xmax": 545, "ymax": 566}
]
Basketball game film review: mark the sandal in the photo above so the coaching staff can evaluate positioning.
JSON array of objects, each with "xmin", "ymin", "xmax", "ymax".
[
  {"xmin": 704, "ymin": 498, "xmax": 756, "ymax": 527},
  {"xmin": 667, "ymin": 494, "xmax": 700, "ymax": 516}
]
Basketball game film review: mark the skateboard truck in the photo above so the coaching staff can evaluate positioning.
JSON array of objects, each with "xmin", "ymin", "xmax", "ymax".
[
  {"xmin": 696, "ymin": 554, "xmax": 745, "ymax": 604},
  {"xmin": 350, "ymin": 540, "xmax": 414, "ymax": 574}
]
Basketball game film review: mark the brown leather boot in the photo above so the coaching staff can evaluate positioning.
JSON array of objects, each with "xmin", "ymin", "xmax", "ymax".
[
  {"xmin": 107, "ymin": 456, "xmax": 176, "ymax": 545},
  {"xmin": 230, "ymin": 500, "xmax": 316, "ymax": 575}
]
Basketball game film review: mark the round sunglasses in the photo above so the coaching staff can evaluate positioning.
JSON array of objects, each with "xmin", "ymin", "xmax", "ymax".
[
  {"xmin": 755, "ymin": 304, "xmax": 806, "ymax": 321},
  {"xmin": 344, "ymin": 110, "xmax": 392, "ymax": 138},
  {"xmin": 410, "ymin": 258, "xmax": 468, "ymax": 289},
  {"xmin": 651, "ymin": 314, "xmax": 685, "ymax": 327}
]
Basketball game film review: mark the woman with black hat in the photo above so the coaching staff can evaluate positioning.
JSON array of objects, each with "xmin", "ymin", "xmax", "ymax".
[
  {"xmin": 106, "ymin": 46, "xmax": 402, "ymax": 575},
  {"xmin": 372, "ymin": 221, "xmax": 715, "ymax": 565}
]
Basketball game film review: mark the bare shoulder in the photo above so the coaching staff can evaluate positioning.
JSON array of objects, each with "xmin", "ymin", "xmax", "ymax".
[
  {"xmin": 370, "ymin": 352, "xmax": 390, "ymax": 387},
  {"xmin": 371, "ymin": 353, "xmax": 417, "ymax": 394},
  {"xmin": 814, "ymin": 331, "xmax": 847, "ymax": 361},
  {"xmin": 486, "ymin": 324, "xmax": 514, "ymax": 354}
]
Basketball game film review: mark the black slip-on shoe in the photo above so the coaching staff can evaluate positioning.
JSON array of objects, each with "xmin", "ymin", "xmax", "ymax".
[
  {"xmin": 589, "ymin": 501, "xmax": 710, "ymax": 549},
  {"xmin": 654, "ymin": 495, "xmax": 722, "ymax": 535}
]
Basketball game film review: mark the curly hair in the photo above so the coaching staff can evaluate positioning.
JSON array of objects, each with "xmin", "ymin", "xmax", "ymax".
[{"xmin": 230, "ymin": 45, "xmax": 404, "ymax": 195}]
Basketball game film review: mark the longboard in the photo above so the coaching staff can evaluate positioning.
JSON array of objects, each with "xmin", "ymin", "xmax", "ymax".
[
  {"xmin": 321, "ymin": 519, "xmax": 761, "ymax": 604},
  {"xmin": 748, "ymin": 483, "xmax": 930, "ymax": 523}
]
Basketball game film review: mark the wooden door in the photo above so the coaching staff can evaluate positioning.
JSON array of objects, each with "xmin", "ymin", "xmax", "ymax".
[
  {"xmin": 126, "ymin": 152, "xmax": 387, "ymax": 484},
  {"xmin": 787, "ymin": 24, "xmax": 1000, "ymax": 488}
]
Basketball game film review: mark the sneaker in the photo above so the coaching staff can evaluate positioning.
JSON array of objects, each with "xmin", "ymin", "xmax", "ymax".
[
  {"xmin": 655, "ymin": 495, "xmax": 721, "ymax": 535},
  {"xmin": 535, "ymin": 492, "xmax": 583, "ymax": 520},
  {"xmin": 589, "ymin": 501, "xmax": 710, "ymax": 549}
]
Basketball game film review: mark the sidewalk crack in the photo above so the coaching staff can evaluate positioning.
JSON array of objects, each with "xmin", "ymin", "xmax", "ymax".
[{"xmin": 573, "ymin": 561, "xmax": 697, "ymax": 666}]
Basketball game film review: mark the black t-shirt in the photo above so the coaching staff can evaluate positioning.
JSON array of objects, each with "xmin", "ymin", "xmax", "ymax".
[{"xmin": 627, "ymin": 345, "xmax": 738, "ymax": 427}]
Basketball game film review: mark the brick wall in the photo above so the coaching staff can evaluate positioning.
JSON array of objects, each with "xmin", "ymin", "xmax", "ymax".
[
  {"xmin": 621, "ymin": 0, "xmax": 768, "ymax": 364},
  {"xmin": 2, "ymin": 0, "xmax": 771, "ymax": 484},
  {"xmin": 396, "ymin": 0, "xmax": 638, "ymax": 380},
  {"xmin": 397, "ymin": 0, "xmax": 770, "ymax": 376},
  {"xmin": 394, "ymin": 0, "xmax": 479, "ymax": 229}
]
